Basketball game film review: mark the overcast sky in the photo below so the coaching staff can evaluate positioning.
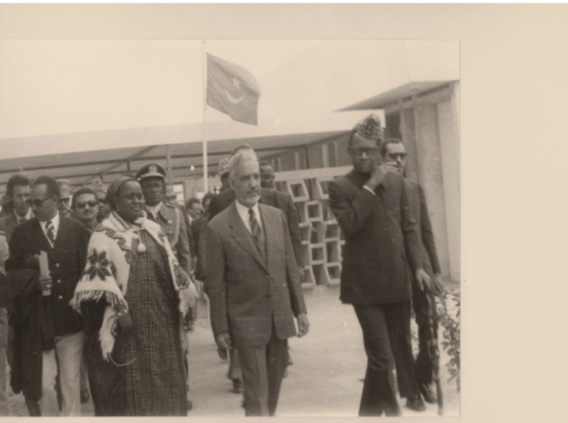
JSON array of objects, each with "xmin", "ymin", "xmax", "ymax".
[{"xmin": 0, "ymin": 40, "xmax": 320, "ymax": 139}]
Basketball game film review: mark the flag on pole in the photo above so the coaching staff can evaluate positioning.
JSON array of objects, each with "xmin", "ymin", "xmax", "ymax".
[{"xmin": 206, "ymin": 53, "xmax": 261, "ymax": 125}]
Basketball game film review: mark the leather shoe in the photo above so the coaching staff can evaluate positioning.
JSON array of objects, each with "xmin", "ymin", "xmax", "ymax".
[
  {"xmin": 232, "ymin": 379, "xmax": 243, "ymax": 394},
  {"xmin": 406, "ymin": 395, "xmax": 426, "ymax": 412},
  {"xmin": 419, "ymin": 382, "xmax": 437, "ymax": 404}
]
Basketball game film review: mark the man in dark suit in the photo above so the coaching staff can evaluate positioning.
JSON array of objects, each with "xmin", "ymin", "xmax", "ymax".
[
  {"xmin": 380, "ymin": 138, "xmax": 444, "ymax": 404},
  {"xmin": 328, "ymin": 114, "xmax": 430, "ymax": 416},
  {"xmin": 6, "ymin": 175, "xmax": 89, "ymax": 416},
  {"xmin": 0, "ymin": 174, "xmax": 33, "ymax": 243},
  {"xmin": 191, "ymin": 193, "xmax": 215, "ymax": 282},
  {"xmin": 205, "ymin": 151, "xmax": 309, "ymax": 416},
  {"xmin": 0, "ymin": 174, "xmax": 33, "ymax": 378}
]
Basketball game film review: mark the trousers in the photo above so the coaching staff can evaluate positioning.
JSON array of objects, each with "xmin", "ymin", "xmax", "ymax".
[
  {"xmin": 237, "ymin": 326, "xmax": 288, "ymax": 416},
  {"xmin": 39, "ymin": 330, "xmax": 85, "ymax": 416},
  {"xmin": 353, "ymin": 300, "xmax": 419, "ymax": 416}
]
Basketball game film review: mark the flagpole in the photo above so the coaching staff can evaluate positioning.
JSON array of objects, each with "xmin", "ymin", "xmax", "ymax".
[{"xmin": 201, "ymin": 40, "xmax": 208, "ymax": 193}]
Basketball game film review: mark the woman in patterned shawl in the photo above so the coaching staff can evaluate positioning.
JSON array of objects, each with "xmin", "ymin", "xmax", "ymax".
[{"xmin": 71, "ymin": 176, "xmax": 196, "ymax": 416}]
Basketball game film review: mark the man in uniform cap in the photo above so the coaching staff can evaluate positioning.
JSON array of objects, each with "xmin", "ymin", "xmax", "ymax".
[
  {"xmin": 56, "ymin": 180, "xmax": 73, "ymax": 218},
  {"xmin": 135, "ymin": 163, "xmax": 193, "ymax": 283},
  {"xmin": 328, "ymin": 114, "xmax": 430, "ymax": 415},
  {"xmin": 135, "ymin": 162, "xmax": 194, "ymax": 410}
]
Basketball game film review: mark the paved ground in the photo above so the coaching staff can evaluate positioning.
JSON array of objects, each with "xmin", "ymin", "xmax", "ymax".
[{"xmin": 7, "ymin": 283, "xmax": 460, "ymax": 417}]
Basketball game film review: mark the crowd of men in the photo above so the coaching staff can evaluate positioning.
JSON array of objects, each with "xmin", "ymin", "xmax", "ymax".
[{"xmin": 0, "ymin": 113, "xmax": 445, "ymax": 417}]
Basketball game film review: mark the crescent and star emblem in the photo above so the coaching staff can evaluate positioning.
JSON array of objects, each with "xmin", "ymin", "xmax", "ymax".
[{"xmin": 224, "ymin": 77, "xmax": 246, "ymax": 104}]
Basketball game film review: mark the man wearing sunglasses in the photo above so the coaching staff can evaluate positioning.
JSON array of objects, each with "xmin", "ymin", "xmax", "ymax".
[
  {"xmin": 328, "ymin": 114, "xmax": 429, "ymax": 416},
  {"xmin": 5, "ymin": 175, "xmax": 89, "ymax": 416},
  {"xmin": 70, "ymin": 188, "xmax": 100, "ymax": 405},
  {"xmin": 71, "ymin": 188, "xmax": 100, "ymax": 233},
  {"xmin": 56, "ymin": 180, "xmax": 73, "ymax": 219},
  {"xmin": 381, "ymin": 138, "xmax": 444, "ymax": 405}
]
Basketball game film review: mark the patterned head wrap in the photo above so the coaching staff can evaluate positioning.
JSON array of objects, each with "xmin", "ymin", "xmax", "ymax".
[
  {"xmin": 106, "ymin": 176, "xmax": 137, "ymax": 211},
  {"xmin": 353, "ymin": 114, "xmax": 384, "ymax": 143}
]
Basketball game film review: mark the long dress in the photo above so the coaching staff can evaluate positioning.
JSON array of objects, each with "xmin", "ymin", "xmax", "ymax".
[{"xmin": 83, "ymin": 230, "xmax": 187, "ymax": 416}]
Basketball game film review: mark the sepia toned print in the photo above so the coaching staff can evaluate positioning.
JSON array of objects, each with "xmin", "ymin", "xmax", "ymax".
[{"xmin": 0, "ymin": 6, "xmax": 461, "ymax": 418}]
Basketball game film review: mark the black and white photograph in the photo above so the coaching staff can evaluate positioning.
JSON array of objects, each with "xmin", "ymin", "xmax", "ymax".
[{"xmin": 1, "ymin": 3, "xmax": 567, "ymax": 422}]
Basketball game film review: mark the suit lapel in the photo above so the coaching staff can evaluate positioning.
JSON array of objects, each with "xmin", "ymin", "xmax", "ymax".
[
  {"xmin": 228, "ymin": 204, "xmax": 267, "ymax": 271},
  {"xmin": 30, "ymin": 218, "xmax": 53, "ymax": 251},
  {"xmin": 53, "ymin": 218, "xmax": 69, "ymax": 250},
  {"xmin": 259, "ymin": 204, "xmax": 279, "ymax": 270}
]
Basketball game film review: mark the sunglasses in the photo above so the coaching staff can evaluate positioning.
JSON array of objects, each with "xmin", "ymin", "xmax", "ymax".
[
  {"xmin": 349, "ymin": 146, "xmax": 380, "ymax": 157},
  {"xmin": 26, "ymin": 195, "xmax": 55, "ymax": 208},
  {"xmin": 387, "ymin": 152, "xmax": 407, "ymax": 160},
  {"xmin": 76, "ymin": 201, "xmax": 98, "ymax": 209}
]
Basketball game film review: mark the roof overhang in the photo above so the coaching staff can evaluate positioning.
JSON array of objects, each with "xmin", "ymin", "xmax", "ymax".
[{"xmin": 0, "ymin": 109, "xmax": 383, "ymax": 192}]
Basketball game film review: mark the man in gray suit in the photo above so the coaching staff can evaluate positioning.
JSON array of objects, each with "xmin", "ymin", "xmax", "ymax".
[
  {"xmin": 0, "ymin": 174, "xmax": 33, "ymax": 243},
  {"xmin": 205, "ymin": 151, "xmax": 309, "ymax": 416}
]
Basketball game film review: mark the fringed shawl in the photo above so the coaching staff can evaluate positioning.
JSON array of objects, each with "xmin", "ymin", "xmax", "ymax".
[{"xmin": 70, "ymin": 211, "xmax": 196, "ymax": 360}]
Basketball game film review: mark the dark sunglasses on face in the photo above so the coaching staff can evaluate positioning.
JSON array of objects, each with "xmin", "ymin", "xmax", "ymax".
[
  {"xmin": 26, "ymin": 195, "xmax": 55, "ymax": 208},
  {"xmin": 349, "ymin": 146, "xmax": 380, "ymax": 157},
  {"xmin": 76, "ymin": 201, "xmax": 98, "ymax": 209},
  {"xmin": 387, "ymin": 152, "xmax": 407, "ymax": 160}
]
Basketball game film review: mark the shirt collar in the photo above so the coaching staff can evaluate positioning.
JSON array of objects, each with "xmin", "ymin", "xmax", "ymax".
[
  {"xmin": 235, "ymin": 200, "xmax": 260, "ymax": 233},
  {"xmin": 40, "ymin": 211, "xmax": 60, "ymax": 237},
  {"xmin": 15, "ymin": 208, "xmax": 33, "ymax": 224},
  {"xmin": 146, "ymin": 202, "xmax": 163, "ymax": 218}
]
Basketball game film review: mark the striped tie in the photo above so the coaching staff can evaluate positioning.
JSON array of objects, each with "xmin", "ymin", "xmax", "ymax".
[
  {"xmin": 248, "ymin": 208, "xmax": 262, "ymax": 249},
  {"xmin": 45, "ymin": 220, "xmax": 56, "ymax": 245}
]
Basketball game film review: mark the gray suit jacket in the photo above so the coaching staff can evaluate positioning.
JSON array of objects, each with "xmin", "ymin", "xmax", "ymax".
[{"xmin": 204, "ymin": 203, "xmax": 307, "ymax": 348}]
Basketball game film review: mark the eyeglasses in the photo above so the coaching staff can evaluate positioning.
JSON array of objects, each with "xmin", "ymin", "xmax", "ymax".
[
  {"xmin": 76, "ymin": 201, "xmax": 98, "ymax": 209},
  {"xmin": 349, "ymin": 147, "xmax": 379, "ymax": 157},
  {"xmin": 387, "ymin": 152, "xmax": 407, "ymax": 160},
  {"xmin": 26, "ymin": 195, "xmax": 55, "ymax": 208}
]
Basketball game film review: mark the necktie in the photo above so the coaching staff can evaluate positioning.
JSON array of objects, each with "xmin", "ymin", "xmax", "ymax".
[
  {"xmin": 248, "ymin": 208, "xmax": 262, "ymax": 250},
  {"xmin": 45, "ymin": 220, "xmax": 56, "ymax": 245}
]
